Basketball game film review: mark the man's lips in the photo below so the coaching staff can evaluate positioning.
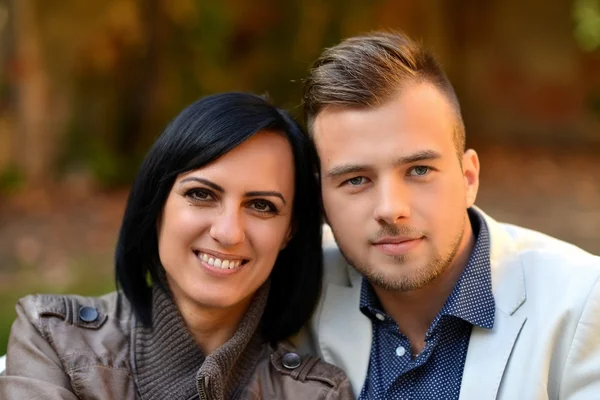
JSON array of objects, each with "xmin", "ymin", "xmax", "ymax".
[
  {"xmin": 372, "ymin": 236, "xmax": 422, "ymax": 245},
  {"xmin": 372, "ymin": 236, "xmax": 424, "ymax": 256}
]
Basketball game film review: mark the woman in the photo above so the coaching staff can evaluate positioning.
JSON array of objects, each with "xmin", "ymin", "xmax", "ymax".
[{"xmin": 0, "ymin": 93, "xmax": 352, "ymax": 399}]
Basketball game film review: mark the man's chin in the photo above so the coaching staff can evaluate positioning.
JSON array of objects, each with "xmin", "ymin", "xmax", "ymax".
[{"xmin": 361, "ymin": 267, "xmax": 438, "ymax": 292}]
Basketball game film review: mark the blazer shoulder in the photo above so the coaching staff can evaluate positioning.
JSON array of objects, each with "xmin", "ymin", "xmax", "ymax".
[
  {"xmin": 500, "ymin": 219, "xmax": 589, "ymax": 250},
  {"xmin": 497, "ymin": 221, "xmax": 600, "ymax": 271},
  {"xmin": 497, "ymin": 223, "xmax": 600, "ymax": 307}
]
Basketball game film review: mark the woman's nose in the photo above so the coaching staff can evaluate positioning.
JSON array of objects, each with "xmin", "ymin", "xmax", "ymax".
[{"xmin": 209, "ymin": 206, "xmax": 246, "ymax": 247}]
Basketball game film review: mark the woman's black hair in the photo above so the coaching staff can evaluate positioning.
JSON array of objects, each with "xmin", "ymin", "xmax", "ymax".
[{"xmin": 115, "ymin": 92, "xmax": 323, "ymax": 342}]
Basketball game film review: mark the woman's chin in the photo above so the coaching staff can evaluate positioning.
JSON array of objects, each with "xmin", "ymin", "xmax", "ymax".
[{"xmin": 187, "ymin": 289, "xmax": 250, "ymax": 311}]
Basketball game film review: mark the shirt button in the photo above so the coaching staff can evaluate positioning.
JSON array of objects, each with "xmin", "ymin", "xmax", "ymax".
[
  {"xmin": 375, "ymin": 313, "xmax": 385, "ymax": 321},
  {"xmin": 396, "ymin": 346, "xmax": 406, "ymax": 357}
]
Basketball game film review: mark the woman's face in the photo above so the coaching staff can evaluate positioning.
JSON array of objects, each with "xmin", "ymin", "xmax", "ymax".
[{"xmin": 158, "ymin": 131, "xmax": 295, "ymax": 313}]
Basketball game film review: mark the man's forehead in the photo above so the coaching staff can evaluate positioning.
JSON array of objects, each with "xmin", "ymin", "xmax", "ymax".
[
  {"xmin": 312, "ymin": 82, "xmax": 456, "ymax": 140},
  {"xmin": 313, "ymin": 103, "xmax": 456, "ymax": 170}
]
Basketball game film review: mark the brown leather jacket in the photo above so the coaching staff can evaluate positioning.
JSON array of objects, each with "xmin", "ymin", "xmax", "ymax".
[{"xmin": 0, "ymin": 290, "xmax": 353, "ymax": 399}]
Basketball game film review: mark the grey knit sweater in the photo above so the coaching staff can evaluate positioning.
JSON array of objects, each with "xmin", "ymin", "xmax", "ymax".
[{"xmin": 131, "ymin": 282, "xmax": 269, "ymax": 399}]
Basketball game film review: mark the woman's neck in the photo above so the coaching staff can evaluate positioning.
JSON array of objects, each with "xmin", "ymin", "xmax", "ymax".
[{"xmin": 169, "ymin": 285, "xmax": 253, "ymax": 355}]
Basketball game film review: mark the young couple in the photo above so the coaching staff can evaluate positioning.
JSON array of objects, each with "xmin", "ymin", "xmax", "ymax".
[{"xmin": 1, "ymin": 31, "xmax": 599, "ymax": 400}]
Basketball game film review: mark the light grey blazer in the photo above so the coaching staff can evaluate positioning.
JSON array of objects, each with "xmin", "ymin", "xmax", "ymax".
[{"xmin": 298, "ymin": 208, "xmax": 600, "ymax": 399}]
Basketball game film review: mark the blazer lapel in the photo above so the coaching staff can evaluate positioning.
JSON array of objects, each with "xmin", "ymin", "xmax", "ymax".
[
  {"xmin": 460, "ymin": 310, "xmax": 527, "ymax": 399},
  {"xmin": 317, "ymin": 268, "xmax": 372, "ymax": 397},
  {"xmin": 460, "ymin": 210, "xmax": 528, "ymax": 399}
]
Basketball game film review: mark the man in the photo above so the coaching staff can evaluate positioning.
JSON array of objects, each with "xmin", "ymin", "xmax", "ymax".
[{"xmin": 300, "ymin": 31, "xmax": 600, "ymax": 399}]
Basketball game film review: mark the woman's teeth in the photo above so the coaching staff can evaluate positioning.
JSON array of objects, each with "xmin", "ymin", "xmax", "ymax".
[{"xmin": 198, "ymin": 252, "xmax": 243, "ymax": 269}]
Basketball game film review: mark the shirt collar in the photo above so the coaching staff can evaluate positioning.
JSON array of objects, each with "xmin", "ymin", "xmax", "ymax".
[
  {"xmin": 359, "ymin": 272, "xmax": 384, "ymax": 322},
  {"xmin": 359, "ymin": 208, "xmax": 495, "ymax": 330},
  {"xmin": 439, "ymin": 208, "xmax": 495, "ymax": 329}
]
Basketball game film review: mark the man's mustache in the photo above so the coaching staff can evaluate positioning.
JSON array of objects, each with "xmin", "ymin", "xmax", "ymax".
[{"xmin": 369, "ymin": 224, "xmax": 427, "ymax": 243}]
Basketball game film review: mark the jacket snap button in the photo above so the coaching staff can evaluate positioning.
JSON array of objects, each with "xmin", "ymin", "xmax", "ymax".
[
  {"xmin": 281, "ymin": 352, "xmax": 302, "ymax": 369},
  {"xmin": 79, "ymin": 306, "xmax": 99, "ymax": 323}
]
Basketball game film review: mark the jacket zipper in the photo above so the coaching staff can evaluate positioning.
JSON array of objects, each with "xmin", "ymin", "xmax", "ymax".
[{"xmin": 199, "ymin": 376, "xmax": 210, "ymax": 400}]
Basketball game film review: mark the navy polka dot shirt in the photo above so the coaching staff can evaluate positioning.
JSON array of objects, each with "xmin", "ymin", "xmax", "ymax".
[{"xmin": 358, "ymin": 209, "xmax": 495, "ymax": 400}]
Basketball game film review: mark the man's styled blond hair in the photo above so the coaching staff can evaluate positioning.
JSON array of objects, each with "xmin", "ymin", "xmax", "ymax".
[{"xmin": 303, "ymin": 31, "xmax": 466, "ymax": 154}]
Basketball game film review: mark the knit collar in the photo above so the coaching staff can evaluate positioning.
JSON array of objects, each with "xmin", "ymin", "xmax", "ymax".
[{"xmin": 131, "ymin": 281, "xmax": 269, "ymax": 400}]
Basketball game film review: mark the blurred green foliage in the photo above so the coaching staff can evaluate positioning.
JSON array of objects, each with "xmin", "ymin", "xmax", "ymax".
[
  {"xmin": 0, "ymin": 165, "xmax": 24, "ymax": 195},
  {"xmin": 574, "ymin": 0, "xmax": 600, "ymax": 51}
]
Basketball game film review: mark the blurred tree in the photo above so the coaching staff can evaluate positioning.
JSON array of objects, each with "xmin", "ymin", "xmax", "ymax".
[
  {"xmin": 11, "ymin": 0, "xmax": 53, "ymax": 185},
  {"xmin": 574, "ymin": 0, "xmax": 600, "ymax": 51},
  {"xmin": 3, "ymin": 0, "xmax": 371, "ymax": 187},
  {"xmin": 2, "ymin": 0, "xmax": 597, "ymax": 189},
  {"xmin": 0, "ymin": 0, "xmax": 14, "ymax": 176}
]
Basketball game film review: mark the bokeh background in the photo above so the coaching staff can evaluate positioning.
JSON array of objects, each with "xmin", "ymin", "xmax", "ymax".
[{"xmin": 0, "ymin": 0, "xmax": 599, "ymax": 354}]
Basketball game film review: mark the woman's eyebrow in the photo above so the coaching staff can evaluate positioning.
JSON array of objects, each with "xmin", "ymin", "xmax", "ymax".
[
  {"xmin": 179, "ymin": 177, "xmax": 224, "ymax": 193},
  {"xmin": 245, "ymin": 191, "xmax": 286, "ymax": 205},
  {"xmin": 179, "ymin": 178, "xmax": 286, "ymax": 205}
]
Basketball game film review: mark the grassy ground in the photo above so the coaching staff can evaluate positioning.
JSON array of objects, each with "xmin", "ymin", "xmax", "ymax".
[
  {"xmin": 0, "ymin": 188, "xmax": 126, "ymax": 356},
  {"xmin": 0, "ymin": 255, "xmax": 115, "ymax": 355}
]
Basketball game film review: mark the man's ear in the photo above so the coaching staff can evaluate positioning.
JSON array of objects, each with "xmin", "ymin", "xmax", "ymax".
[{"xmin": 461, "ymin": 149, "xmax": 480, "ymax": 208}]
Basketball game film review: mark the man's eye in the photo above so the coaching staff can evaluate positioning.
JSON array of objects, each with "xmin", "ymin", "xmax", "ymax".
[
  {"xmin": 347, "ymin": 177, "xmax": 366, "ymax": 186},
  {"xmin": 409, "ymin": 166, "xmax": 430, "ymax": 176}
]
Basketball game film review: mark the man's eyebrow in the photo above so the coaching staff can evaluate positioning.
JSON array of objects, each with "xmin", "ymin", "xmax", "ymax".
[
  {"xmin": 179, "ymin": 177, "xmax": 224, "ymax": 192},
  {"xmin": 325, "ymin": 150, "xmax": 442, "ymax": 179},
  {"xmin": 395, "ymin": 150, "xmax": 442, "ymax": 165},
  {"xmin": 245, "ymin": 191, "xmax": 286, "ymax": 205},
  {"xmin": 325, "ymin": 164, "xmax": 373, "ymax": 179}
]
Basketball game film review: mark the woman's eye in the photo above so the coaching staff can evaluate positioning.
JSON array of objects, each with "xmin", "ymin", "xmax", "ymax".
[
  {"xmin": 250, "ymin": 200, "xmax": 276, "ymax": 213},
  {"xmin": 409, "ymin": 166, "xmax": 430, "ymax": 176},
  {"xmin": 186, "ymin": 188, "xmax": 212, "ymax": 201}
]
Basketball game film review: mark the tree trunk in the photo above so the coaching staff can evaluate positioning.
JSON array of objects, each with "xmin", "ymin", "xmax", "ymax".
[
  {"xmin": 13, "ymin": 0, "xmax": 53, "ymax": 185},
  {"xmin": 0, "ymin": 0, "xmax": 15, "ymax": 170}
]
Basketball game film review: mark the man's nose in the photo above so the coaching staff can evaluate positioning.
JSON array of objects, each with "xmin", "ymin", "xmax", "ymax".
[
  {"xmin": 372, "ymin": 179, "xmax": 411, "ymax": 224},
  {"xmin": 209, "ymin": 206, "xmax": 245, "ymax": 247}
]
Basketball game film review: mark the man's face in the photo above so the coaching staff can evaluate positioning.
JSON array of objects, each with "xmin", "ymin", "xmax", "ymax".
[{"xmin": 313, "ymin": 82, "xmax": 479, "ymax": 292}]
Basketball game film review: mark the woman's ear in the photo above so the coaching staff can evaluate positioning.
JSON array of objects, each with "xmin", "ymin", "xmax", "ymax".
[
  {"xmin": 156, "ymin": 211, "xmax": 164, "ymax": 237},
  {"xmin": 280, "ymin": 222, "xmax": 296, "ymax": 250}
]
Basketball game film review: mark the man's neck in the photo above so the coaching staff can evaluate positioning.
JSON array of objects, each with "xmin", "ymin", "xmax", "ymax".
[{"xmin": 373, "ymin": 218, "xmax": 475, "ymax": 355}]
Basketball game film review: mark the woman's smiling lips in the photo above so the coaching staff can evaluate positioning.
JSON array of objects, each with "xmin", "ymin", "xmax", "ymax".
[
  {"xmin": 193, "ymin": 249, "xmax": 249, "ymax": 277},
  {"xmin": 372, "ymin": 236, "xmax": 424, "ymax": 256}
]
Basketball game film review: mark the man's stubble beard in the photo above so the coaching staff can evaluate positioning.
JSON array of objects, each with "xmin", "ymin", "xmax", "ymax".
[{"xmin": 333, "ymin": 220, "xmax": 465, "ymax": 292}]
